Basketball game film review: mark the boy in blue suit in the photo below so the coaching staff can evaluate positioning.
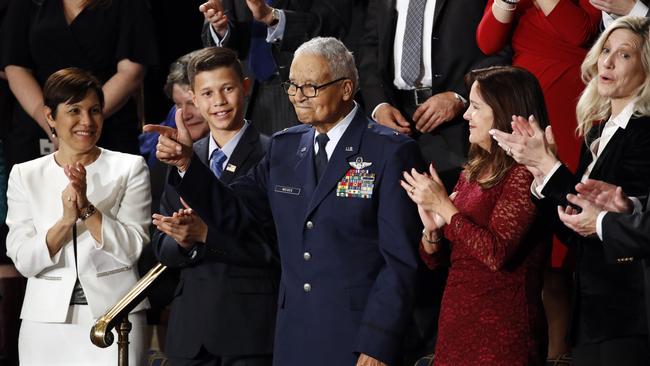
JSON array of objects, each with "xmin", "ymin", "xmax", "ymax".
[{"xmin": 146, "ymin": 37, "xmax": 423, "ymax": 366}]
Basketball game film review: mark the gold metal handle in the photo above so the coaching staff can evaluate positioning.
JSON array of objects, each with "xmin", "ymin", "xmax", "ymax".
[{"xmin": 90, "ymin": 263, "xmax": 167, "ymax": 348}]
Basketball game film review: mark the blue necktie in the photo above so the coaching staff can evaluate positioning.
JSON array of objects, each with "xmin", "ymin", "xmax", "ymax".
[
  {"xmin": 210, "ymin": 149, "xmax": 227, "ymax": 178},
  {"xmin": 248, "ymin": 0, "xmax": 277, "ymax": 81}
]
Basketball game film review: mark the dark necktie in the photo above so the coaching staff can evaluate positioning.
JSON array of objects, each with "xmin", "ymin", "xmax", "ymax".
[
  {"xmin": 314, "ymin": 133, "xmax": 329, "ymax": 181},
  {"xmin": 401, "ymin": 0, "xmax": 427, "ymax": 86},
  {"xmin": 210, "ymin": 149, "xmax": 227, "ymax": 178},
  {"xmin": 248, "ymin": 0, "xmax": 277, "ymax": 81}
]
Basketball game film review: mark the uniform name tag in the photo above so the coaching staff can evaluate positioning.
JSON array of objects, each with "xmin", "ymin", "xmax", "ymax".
[
  {"xmin": 337, "ymin": 169, "xmax": 375, "ymax": 199},
  {"xmin": 274, "ymin": 185, "xmax": 301, "ymax": 195}
]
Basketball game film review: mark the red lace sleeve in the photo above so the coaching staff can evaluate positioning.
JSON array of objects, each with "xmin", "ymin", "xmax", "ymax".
[
  {"xmin": 444, "ymin": 165, "xmax": 537, "ymax": 271},
  {"xmin": 419, "ymin": 239, "xmax": 449, "ymax": 270}
]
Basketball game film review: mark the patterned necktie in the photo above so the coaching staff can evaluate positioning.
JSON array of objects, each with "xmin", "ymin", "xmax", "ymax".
[
  {"xmin": 210, "ymin": 149, "xmax": 228, "ymax": 178},
  {"xmin": 248, "ymin": 0, "xmax": 277, "ymax": 81},
  {"xmin": 401, "ymin": 0, "xmax": 427, "ymax": 86},
  {"xmin": 314, "ymin": 133, "xmax": 330, "ymax": 181}
]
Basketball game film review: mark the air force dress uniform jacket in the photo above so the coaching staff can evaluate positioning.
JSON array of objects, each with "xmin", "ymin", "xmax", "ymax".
[{"xmin": 169, "ymin": 108, "xmax": 424, "ymax": 365}]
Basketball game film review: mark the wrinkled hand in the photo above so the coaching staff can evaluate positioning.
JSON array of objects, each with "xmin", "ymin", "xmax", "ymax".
[
  {"xmin": 557, "ymin": 194, "xmax": 600, "ymax": 237},
  {"xmin": 575, "ymin": 179, "xmax": 633, "ymax": 213},
  {"xmin": 374, "ymin": 104, "xmax": 411, "ymax": 135},
  {"xmin": 61, "ymin": 185, "xmax": 79, "ymax": 225},
  {"xmin": 143, "ymin": 108, "xmax": 194, "ymax": 172},
  {"xmin": 356, "ymin": 353, "xmax": 387, "ymax": 366},
  {"xmin": 413, "ymin": 91, "xmax": 464, "ymax": 133},
  {"xmin": 244, "ymin": 0, "xmax": 274, "ymax": 25},
  {"xmin": 152, "ymin": 207, "xmax": 209, "ymax": 249},
  {"xmin": 64, "ymin": 162, "xmax": 89, "ymax": 209},
  {"xmin": 589, "ymin": 0, "xmax": 636, "ymax": 16},
  {"xmin": 490, "ymin": 115, "xmax": 557, "ymax": 178},
  {"xmin": 199, "ymin": 0, "xmax": 228, "ymax": 37}
]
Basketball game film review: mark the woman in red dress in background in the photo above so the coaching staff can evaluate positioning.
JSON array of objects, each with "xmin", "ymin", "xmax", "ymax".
[
  {"xmin": 402, "ymin": 66, "xmax": 549, "ymax": 366},
  {"xmin": 477, "ymin": 1, "xmax": 601, "ymax": 361}
]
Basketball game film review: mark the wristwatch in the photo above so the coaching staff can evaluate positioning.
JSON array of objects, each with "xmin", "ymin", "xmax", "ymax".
[
  {"xmin": 79, "ymin": 204, "xmax": 96, "ymax": 221},
  {"xmin": 454, "ymin": 92, "xmax": 468, "ymax": 108}
]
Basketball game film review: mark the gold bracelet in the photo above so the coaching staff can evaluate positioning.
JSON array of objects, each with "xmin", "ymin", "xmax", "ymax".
[{"xmin": 422, "ymin": 228, "xmax": 442, "ymax": 244}]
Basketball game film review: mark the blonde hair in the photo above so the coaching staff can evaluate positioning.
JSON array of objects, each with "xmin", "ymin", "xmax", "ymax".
[{"xmin": 576, "ymin": 16, "xmax": 650, "ymax": 137}]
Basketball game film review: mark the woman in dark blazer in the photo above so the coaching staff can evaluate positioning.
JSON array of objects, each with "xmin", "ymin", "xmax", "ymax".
[{"xmin": 491, "ymin": 15, "xmax": 650, "ymax": 366}]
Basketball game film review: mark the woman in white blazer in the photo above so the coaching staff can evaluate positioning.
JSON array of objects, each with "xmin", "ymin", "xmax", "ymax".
[{"xmin": 5, "ymin": 68, "xmax": 151, "ymax": 365}]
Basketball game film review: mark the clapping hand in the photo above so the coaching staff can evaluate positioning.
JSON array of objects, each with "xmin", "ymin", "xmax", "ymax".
[
  {"xmin": 143, "ymin": 108, "xmax": 194, "ymax": 172},
  {"xmin": 61, "ymin": 184, "xmax": 79, "ymax": 225},
  {"xmin": 64, "ymin": 162, "xmax": 89, "ymax": 209},
  {"xmin": 152, "ymin": 198, "xmax": 209, "ymax": 248},
  {"xmin": 490, "ymin": 115, "xmax": 558, "ymax": 179},
  {"xmin": 575, "ymin": 179, "xmax": 633, "ymax": 214},
  {"xmin": 401, "ymin": 164, "xmax": 458, "ymax": 224},
  {"xmin": 199, "ymin": 0, "xmax": 228, "ymax": 37},
  {"xmin": 557, "ymin": 194, "xmax": 600, "ymax": 237}
]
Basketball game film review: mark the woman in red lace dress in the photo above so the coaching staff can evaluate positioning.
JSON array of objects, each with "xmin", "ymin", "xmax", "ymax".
[{"xmin": 402, "ymin": 66, "xmax": 549, "ymax": 366}]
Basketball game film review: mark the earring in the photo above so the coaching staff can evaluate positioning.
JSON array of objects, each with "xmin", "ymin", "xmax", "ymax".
[{"xmin": 50, "ymin": 127, "xmax": 57, "ymax": 138}]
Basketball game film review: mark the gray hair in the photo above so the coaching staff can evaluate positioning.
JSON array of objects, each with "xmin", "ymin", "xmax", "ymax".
[
  {"xmin": 294, "ymin": 37, "xmax": 359, "ymax": 91},
  {"xmin": 164, "ymin": 50, "xmax": 203, "ymax": 99}
]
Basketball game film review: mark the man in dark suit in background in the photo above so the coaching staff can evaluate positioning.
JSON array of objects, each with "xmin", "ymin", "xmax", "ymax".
[
  {"xmin": 150, "ymin": 47, "xmax": 279, "ymax": 366},
  {"xmin": 360, "ymin": 0, "xmax": 509, "ymax": 191},
  {"xmin": 199, "ymin": 0, "xmax": 354, "ymax": 135},
  {"xmin": 147, "ymin": 37, "xmax": 423, "ymax": 366}
]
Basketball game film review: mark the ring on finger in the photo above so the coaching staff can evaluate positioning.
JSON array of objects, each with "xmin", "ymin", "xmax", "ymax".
[{"xmin": 410, "ymin": 187, "xmax": 415, "ymax": 195}]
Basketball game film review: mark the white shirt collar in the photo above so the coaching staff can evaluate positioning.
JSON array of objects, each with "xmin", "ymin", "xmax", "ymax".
[
  {"xmin": 313, "ymin": 102, "xmax": 358, "ymax": 159},
  {"xmin": 609, "ymin": 98, "xmax": 637, "ymax": 130},
  {"xmin": 208, "ymin": 120, "xmax": 250, "ymax": 165}
]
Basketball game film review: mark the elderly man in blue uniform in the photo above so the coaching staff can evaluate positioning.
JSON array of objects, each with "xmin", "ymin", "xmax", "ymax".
[{"xmin": 146, "ymin": 37, "xmax": 422, "ymax": 366}]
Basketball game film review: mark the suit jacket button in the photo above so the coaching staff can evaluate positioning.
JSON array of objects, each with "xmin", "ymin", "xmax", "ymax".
[
  {"xmin": 303, "ymin": 252, "xmax": 311, "ymax": 261},
  {"xmin": 306, "ymin": 221, "xmax": 314, "ymax": 229}
]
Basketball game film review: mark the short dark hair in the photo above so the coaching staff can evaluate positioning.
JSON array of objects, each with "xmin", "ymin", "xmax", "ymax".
[
  {"xmin": 187, "ymin": 47, "xmax": 245, "ymax": 90},
  {"xmin": 43, "ymin": 67, "xmax": 105, "ymax": 119},
  {"xmin": 463, "ymin": 66, "xmax": 549, "ymax": 188}
]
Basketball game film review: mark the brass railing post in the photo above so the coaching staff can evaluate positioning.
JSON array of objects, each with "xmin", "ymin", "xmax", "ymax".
[
  {"xmin": 117, "ymin": 317, "xmax": 132, "ymax": 366},
  {"xmin": 90, "ymin": 263, "xmax": 167, "ymax": 365}
]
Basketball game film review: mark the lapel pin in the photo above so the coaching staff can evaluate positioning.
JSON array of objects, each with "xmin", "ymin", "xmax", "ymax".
[
  {"xmin": 226, "ymin": 164, "xmax": 237, "ymax": 172},
  {"xmin": 345, "ymin": 146, "xmax": 353, "ymax": 152}
]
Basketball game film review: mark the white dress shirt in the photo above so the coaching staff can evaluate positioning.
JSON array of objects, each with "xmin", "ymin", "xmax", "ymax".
[
  {"xmin": 314, "ymin": 103, "xmax": 359, "ymax": 160},
  {"xmin": 601, "ymin": 0, "xmax": 649, "ymax": 29}
]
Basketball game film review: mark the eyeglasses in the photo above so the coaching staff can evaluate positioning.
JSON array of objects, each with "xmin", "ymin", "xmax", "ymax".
[{"xmin": 282, "ymin": 77, "xmax": 347, "ymax": 98}]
